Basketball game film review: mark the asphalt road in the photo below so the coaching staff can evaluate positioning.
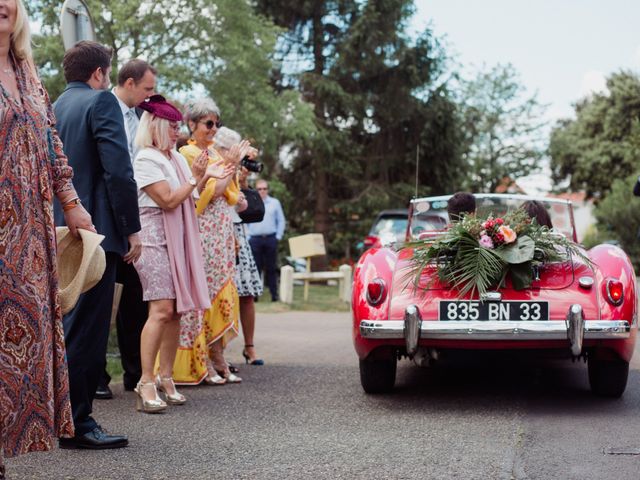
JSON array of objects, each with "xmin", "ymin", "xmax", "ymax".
[{"xmin": 7, "ymin": 311, "xmax": 640, "ymax": 479}]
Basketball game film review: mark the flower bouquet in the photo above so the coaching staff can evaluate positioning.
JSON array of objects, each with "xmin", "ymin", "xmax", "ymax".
[{"xmin": 407, "ymin": 208, "xmax": 591, "ymax": 298}]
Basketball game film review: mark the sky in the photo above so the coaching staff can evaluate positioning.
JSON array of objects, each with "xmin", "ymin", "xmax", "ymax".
[{"xmin": 413, "ymin": 0, "xmax": 640, "ymax": 119}]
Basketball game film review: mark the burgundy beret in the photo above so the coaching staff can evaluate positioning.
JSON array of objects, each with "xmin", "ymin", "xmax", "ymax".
[{"xmin": 138, "ymin": 94, "xmax": 183, "ymax": 122}]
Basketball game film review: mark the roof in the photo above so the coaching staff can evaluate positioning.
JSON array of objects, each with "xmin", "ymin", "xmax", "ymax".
[
  {"xmin": 494, "ymin": 176, "xmax": 527, "ymax": 194},
  {"xmin": 546, "ymin": 191, "xmax": 589, "ymax": 203}
]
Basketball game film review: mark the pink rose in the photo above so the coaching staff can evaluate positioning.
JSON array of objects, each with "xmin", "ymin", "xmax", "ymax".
[
  {"xmin": 498, "ymin": 225, "xmax": 517, "ymax": 244},
  {"xmin": 479, "ymin": 234, "xmax": 494, "ymax": 249}
]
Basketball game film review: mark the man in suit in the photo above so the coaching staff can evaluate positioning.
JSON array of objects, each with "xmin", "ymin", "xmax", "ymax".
[
  {"xmin": 95, "ymin": 59, "xmax": 156, "ymax": 399},
  {"xmin": 53, "ymin": 41, "xmax": 141, "ymax": 449}
]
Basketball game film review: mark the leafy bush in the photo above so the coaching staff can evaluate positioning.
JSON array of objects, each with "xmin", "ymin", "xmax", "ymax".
[
  {"xmin": 592, "ymin": 173, "xmax": 640, "ymax": 270},
  {"xmin": 581, "ymin": 224, "xmax": 614, "ymax": 250}
]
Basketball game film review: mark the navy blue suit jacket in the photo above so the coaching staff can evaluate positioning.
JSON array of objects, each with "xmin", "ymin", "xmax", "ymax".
[{"xmin": 53, "ymin": 82, "xmax": 141, "ymax": 255}]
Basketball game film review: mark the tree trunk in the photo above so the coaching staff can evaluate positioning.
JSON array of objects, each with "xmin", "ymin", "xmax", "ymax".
[{"xmin": 311, "ymin": 5, "xmax": 329, "ymax": 271}]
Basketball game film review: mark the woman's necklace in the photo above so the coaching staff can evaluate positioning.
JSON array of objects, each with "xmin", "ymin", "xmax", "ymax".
[{"xmin": 0, "ymin": 61, "xmax": 14, "ymax": 76}]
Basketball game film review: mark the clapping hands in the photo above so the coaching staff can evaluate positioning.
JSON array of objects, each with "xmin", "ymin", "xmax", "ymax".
[
  {"xmin": 206, "ymin": 162, "xmax": 236, "ymax": 180},
  {"xmin": 224, "ymin": 140, "xmax": 251, "ymax": 165},
  {"xmin": 191, "ymin": 149, "xmax": 209, "ymax": 180}
]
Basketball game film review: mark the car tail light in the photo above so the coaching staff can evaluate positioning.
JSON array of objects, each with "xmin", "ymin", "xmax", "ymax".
[
  {"xmin": 605, "ymin": 279, "xmax": 624, "ymax": 306},
  {"xmin": 366, "ymin": 278, "xmax": 387, "ymax": 306},
  {"xmin": 364, "ymin": 236, "xmax": 378, "ymax": 248}
]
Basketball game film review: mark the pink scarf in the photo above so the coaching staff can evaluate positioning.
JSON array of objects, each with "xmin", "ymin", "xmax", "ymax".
[{"xmin": 162, "ymin": 151, "xmax": 210, "ymax": 314}]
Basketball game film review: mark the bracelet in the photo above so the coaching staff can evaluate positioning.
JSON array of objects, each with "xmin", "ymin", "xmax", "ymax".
[{"xmin": 62, "ymin": 197, "xmax": 81, "ymax": 212}]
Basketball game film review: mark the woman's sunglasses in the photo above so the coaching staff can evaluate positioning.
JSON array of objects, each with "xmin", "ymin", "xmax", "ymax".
[{"xmin": 200, "ymin": 119, "xmax": 222, "ymax": 130}]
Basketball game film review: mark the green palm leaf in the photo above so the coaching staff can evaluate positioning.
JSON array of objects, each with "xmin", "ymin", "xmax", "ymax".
[{"xmin": 444, "ymin": 233, "xmax": 505, "ymax": 298}]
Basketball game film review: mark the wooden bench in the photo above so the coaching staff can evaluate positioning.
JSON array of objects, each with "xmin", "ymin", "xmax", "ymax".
[{"xmin": 279, "ymin": 264, "xmax": 352, "ymax": 304}]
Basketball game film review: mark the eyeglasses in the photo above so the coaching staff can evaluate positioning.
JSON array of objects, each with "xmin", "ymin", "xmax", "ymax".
[
  {"xmin": 257, "ymin": 187, "xmax": 268, "ymax": 191},
  {"xmin": 200, "ymin": 119, "xmax": 222, "ymax": 130}
]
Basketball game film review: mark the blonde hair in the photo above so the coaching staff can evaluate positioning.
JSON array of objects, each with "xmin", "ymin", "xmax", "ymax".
[
  {"xmin": 12, "ymin": 0, "xmax": 33, "ymax": 62},
  {"xmin": 135, "ymin": 112, "xmax": 176, "ymax": 152}
]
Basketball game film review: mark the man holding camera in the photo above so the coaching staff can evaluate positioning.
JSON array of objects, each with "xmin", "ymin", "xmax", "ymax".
[{"xmin": 248, "ymin": 179, "xmax": 286, "ymax": 302}]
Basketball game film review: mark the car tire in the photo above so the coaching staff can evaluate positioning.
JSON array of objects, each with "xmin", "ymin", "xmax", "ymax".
[
  {"xmin": 359, "ymin": 356, "xmax": 397, "ymax": 394},
  {"xmin": 588, "ymin": 356, "xmax": 629, "ymax": 398}
]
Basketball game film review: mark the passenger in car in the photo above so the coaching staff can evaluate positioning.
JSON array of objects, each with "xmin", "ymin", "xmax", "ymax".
[
  {"xmin": 522, "ymin": 200, "xmax": 553, "ymax": 229},
  {"xmin": 447, "ymin": 192, "xmax": 476, "ymax": 222}
]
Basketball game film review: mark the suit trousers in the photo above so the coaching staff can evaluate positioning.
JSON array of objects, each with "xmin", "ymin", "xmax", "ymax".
[
  {"xmin": 249, "ymin": 234, "xmax": 279, "ymax": 300},
  {"xmin": 115, "ymin": 259, "xmax": 148, "ymax": 390},
  {"xmin": 63, "ymin": 252, "xmax": 118, "ymax": 435}
]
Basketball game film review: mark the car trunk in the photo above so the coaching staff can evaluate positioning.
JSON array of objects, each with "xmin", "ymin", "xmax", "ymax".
[{"xmin": 389, "ymin": 248, "xmax": 600, "ymax": 321}]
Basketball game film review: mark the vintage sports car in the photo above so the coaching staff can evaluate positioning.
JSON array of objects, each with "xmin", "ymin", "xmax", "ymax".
[{"xmin": 352, "ymin": 194, "xmax": 637, "ymax": 397}]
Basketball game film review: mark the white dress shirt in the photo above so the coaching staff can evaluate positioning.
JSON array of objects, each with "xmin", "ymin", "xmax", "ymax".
[{"xmin": 112, "ymin": 89, "xmax": 139, "ymax": 162}]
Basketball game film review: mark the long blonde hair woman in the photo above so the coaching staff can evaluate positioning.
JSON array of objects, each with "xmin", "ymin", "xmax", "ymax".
[{"xmin": 0, "ymin": 0, "xmax": 94, "ymax": 473}]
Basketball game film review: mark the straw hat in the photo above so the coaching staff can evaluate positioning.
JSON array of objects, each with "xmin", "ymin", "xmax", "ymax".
[{"xmin": 56, "ymin": 227, "xmax": 106, "ymax": 315}]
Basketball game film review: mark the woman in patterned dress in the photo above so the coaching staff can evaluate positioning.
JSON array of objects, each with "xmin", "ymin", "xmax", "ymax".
[
  {"xmin": 173, "ymin": 99, "xmax": 250, "ymax": 385},
  {"xmin": 235, "ymin": 166, "xmax": 265, "ymax": 365},
  {"xmin": 0, "ymin": 0, "xmax": 93, "ymax": 474}
]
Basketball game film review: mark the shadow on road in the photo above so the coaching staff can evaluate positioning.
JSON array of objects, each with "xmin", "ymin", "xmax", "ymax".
[{"xmin": 365, "ymin": 351, "xmax": 640, "ymax": 415}]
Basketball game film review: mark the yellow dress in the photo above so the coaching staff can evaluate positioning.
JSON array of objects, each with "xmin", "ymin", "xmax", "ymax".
[{"xmin": 171, "ymin": 141, "xmax": 240, "ymax": 384}]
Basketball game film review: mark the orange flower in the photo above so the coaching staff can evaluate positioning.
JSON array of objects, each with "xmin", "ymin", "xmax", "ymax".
[{"xmin": 498, "ymin": 225, "xmax": 517, "ymax": 244}]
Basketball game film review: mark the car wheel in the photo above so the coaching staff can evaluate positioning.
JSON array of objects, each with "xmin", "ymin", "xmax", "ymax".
[
  {"xmin": 359, "ymin": 356, "xmax": 397, "ymax": 394},
  {"xmin": 588, "ymin": 355, "xmax": 629, "ymax": 398}
]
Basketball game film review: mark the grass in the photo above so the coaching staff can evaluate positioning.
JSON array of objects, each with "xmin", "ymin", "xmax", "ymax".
[
  {"xmin": 105, "ymin": 283, "xmax": 350, "ymax": 381},
  {"xmin": 254, "ymin": 283, "xmax": 351, "ymax": 313},
  {"xmin": 106, "ymin": 354, "xmax": 124, "ymax": 382},
  {"xmin": 106, "ymin": 328, "xmax": 124, "ymax": 382}
]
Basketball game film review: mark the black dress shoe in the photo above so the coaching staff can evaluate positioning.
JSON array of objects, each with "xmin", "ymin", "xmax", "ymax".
[
  {"xmin": 95, "ymin": 384, "xmax": 113, "ymax": 400},
  {"xmin": 59, "ymin": 426, "xmax": 128, "ymax": 450}
]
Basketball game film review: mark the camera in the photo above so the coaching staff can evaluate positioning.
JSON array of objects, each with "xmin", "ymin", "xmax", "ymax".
[{"xmin": 240, "ymin": 155, "xmax": 264, "ymax": 173}]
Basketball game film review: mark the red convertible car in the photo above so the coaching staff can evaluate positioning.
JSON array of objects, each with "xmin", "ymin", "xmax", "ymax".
[{"xmin": 352, "ymin": 194, "xmax": 637, "ymax": 397}]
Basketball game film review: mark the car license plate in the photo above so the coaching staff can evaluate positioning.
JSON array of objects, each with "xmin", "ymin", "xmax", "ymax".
[{"xmin": 439, "ymin": 301, "xmax": 549, "ymax": 321}]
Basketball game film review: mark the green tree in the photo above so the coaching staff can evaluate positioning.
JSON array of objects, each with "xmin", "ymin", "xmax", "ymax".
[
  {"xmin": 29, "ymin": 0, "xmax": 315, "ymax": 164},
  {"xmin": 458, "ymin": 64, "xmax": 547, "ymax": 192},
  {"xmin": 549, "ymin": 71, "xmax": 640, "ymax": 199},
  {"xmin": 30, "ymin": 0, "xmax": 215, "ymax": 96},
  {"xmin": 590, "ymin": 173, "xmax": 640, "ymax": 268},
  {"xmin": 257, "ymin": 0, "xmax": 463, "ymax": 260}
]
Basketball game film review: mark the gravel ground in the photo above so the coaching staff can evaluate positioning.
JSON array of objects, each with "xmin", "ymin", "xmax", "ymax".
[{"xmin": 6, "ymin": 311, "xmax": 640, "ymax": 479}]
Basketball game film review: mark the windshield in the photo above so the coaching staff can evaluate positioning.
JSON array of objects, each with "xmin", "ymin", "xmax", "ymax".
[
  {"xmin": 371, "ymin": 216, "xmax": 408, "ymax": 244},
  {"xmin": 409, "ymin": 194, "xmax": 575, "ymax": 241}
]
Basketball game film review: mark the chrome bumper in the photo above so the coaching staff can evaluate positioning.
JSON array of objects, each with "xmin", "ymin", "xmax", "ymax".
[{"xmin": 360, "ymin": 304, "xmax": 632, "ymax": 356}]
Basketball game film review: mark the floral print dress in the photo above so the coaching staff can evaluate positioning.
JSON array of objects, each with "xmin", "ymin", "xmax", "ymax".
[
  {"xmin": 0, "ymin": 58, "xmax": 74, "ymax": 470},
  {"xmin": 172, "ymin": 143, "xmax": 239, "ymax": 384}
]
